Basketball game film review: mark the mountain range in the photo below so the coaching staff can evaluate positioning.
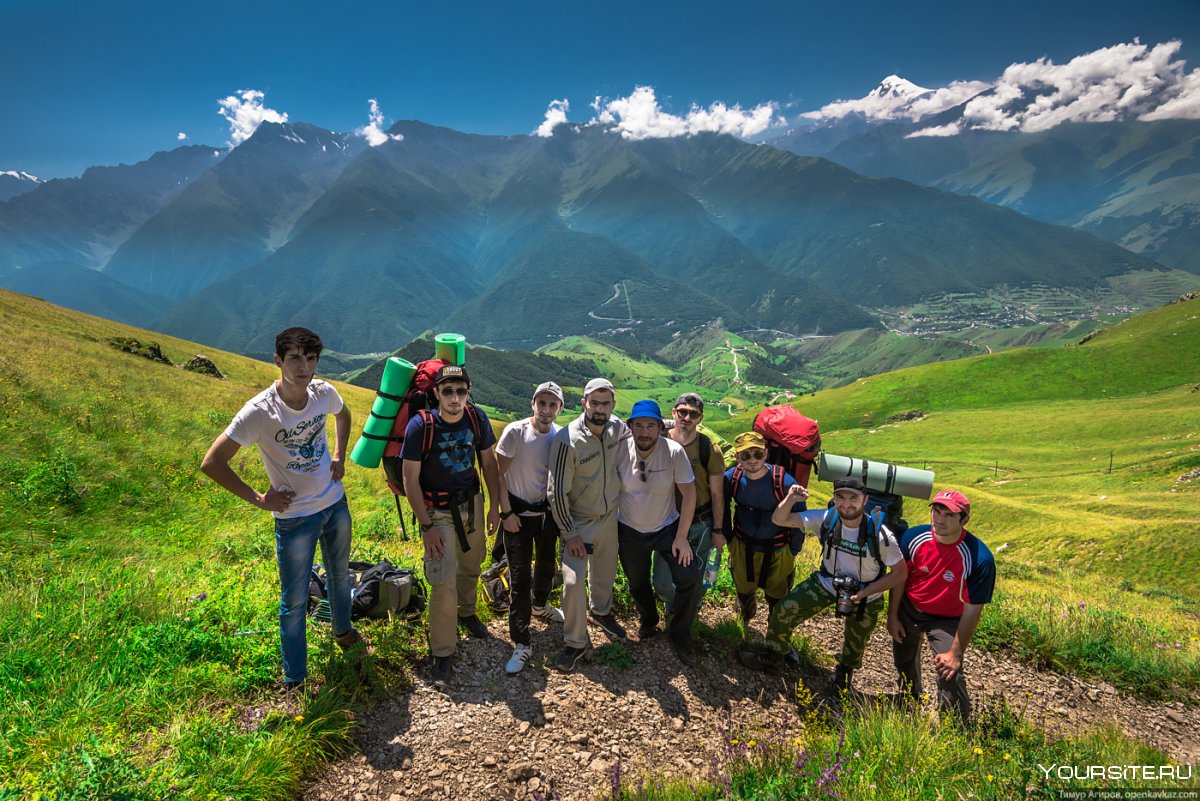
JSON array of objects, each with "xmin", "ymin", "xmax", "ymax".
[
  {"xmin": 772, "ymin": 79, "xmax": 1200, "ymax": 276},
  {"xmin": 0, "ymin": 109, "xmax": 1191, "ymax": 357}
]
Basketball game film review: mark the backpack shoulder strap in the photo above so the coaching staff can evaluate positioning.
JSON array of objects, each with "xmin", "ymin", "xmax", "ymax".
[
  {"xmin": 730, "ymin": 466, "xmax": 744, "ymax": 502},
  {"xmin": 819, "ymin": 506, "xmax": 839, "ymax": 546},
  {"xmin": 867, "ymin": 509, "xmax": 885, "ymax": 570},
  {"xmin": 697, "ymin": 433, "xmax": 713, "ymax": 475},
  {"xmin": 770, "ymin": 465, "xmax": 787, "ymax": 504},
  {"xmin": 465, "ymin": 403, "xmax": 484, "ymax": 444},
  {"xmin": 418, "ymin": 409, "xmax": 436, "ymax": 460}
]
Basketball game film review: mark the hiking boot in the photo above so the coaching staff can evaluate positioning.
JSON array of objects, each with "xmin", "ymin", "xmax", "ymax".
[
  {"xmin": 280, "ymin": 678, "xmax": 308, "ymax": 695},
  {"xmin": 738, "ymin": 593, "xmax": 756, "ymax": 625},
  {"xmin": 555, "ymin": 645, "xmax": 591, "ymax": 673},
  {"xmin": 737, "ymin": 646, "xmax": 783, "ymax": 675},
  {"xmin": 588, "ymin": 612, "xmax": 627, "ymax": 641},
  {"xmin": 431, "ymin": 655, "xmax": 453, "ymax": 686},
  {"xmin": 670, "ymin": 638, "xmax": 698, "ymax": 668},
  {"xmin": 333, "ymin": 627, "xmax": 374, "ymax": 654},
  {"xmin": 459, "ymin": 615, "xmax": 491, "ymax": 639},
  {"xmin": 784, "ymin": 646, "xmax": 801, "ymax": 667},
  {"xmin": 505, "ymin": 643, "xmax": 534, "ymax": 675},
  {"xmin": 637, "ymin": 618, "xmax": 660, "ymax": 640},
  {"xmin": 532, "ymin": 604, "xmax": 565, "ymax": 624},
  {"xmin": 832, "ymin": 665, "xmax": 854, "ymax": 693}
]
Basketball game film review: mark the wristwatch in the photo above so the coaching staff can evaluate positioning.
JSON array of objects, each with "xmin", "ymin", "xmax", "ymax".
[
  {"xmin": 500, "ymin": 510, "xmax": 515, "ymax": 520},
  {"xmin": 420, "ymin": 522, "xmax": 434, "ymax": 532},
  {"xmin": 712, "ymin": 527, "xmax": 725, "ymax": 534}
]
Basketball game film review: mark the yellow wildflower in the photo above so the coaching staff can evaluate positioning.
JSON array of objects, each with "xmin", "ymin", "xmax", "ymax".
[{"xmin": 973, "ymin": 747, "xmax": 983, "ymax": 756}]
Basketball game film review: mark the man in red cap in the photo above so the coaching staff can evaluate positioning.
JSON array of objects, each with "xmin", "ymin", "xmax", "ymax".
[{"xmin": 889, "ymin": 489, "xmax": 995, "ymax": 722}]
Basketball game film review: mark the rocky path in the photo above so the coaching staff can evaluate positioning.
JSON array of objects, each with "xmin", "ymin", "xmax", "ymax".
[{"xmin": 304, "ymin": 606, "xmax": 1198, "ymax": 801}]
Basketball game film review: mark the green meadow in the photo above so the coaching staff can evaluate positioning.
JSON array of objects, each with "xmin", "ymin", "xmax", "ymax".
[{"xmin": 0, "ymin": 287, "xmax": 1197, "ymax": 800}]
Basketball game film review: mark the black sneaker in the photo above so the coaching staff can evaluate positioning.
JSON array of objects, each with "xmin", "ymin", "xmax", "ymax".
[
  {"xmin": 555, "ymin": 645, "xmax": 590, "ymax": 673},
  {"xmin": 334, "ymin": 627, "xmax": 375, "ymax": 654},
  {"xmin": 458, "ymin": 615, "xmax": 491, "ymax": 639},
  {"xmin": 637, "ymin": 618, "xmax": 659, "ymax": 640},
  {"xmin": 670, "ymin": 638, "xmax": 698, "ymax": 668},
  {"xmin": 832, "ymin": 665, "xmax": 854, "ymax": 692},
  {"xmin": 588, "ymin": 612, "xmax": 627, "ymax": 641},
  {"xmin": 431, "ymin": 655, "xmax": 453, "ymax": 686},
  {"xmin": 784, "ymin": 646, "xmax": 801, "ymax": 667},
  {"xmin": 737, "ymin": 647, "xmax": 783, "ymax": 675}
]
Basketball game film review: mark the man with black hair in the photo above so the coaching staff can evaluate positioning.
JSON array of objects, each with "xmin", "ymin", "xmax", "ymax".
[
  {"xmin": 889, "ymin": 489, "xmax": 995, "ymax": 722},
  {"xmin": 402, "ymin": 364, "xmax": 501, "ymax": 685},
  {"xmin": 737, "ymin": 477, "xmax": 906, "ymax": 692},
  {"xmin": 653, "ymin": 392, "xmax": 726, "ymax": 614},
  {"xmin": 201, "ymin": 327, "xmax": 365, "ymax": 691}
]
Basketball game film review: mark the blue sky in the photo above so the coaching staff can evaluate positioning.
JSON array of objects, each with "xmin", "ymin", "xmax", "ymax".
[{"xmin": 2, "ymin": 0, "xmax": 1197, "ymax": 178}]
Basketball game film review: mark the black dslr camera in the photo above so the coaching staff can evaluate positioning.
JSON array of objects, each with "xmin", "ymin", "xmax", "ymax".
[{"xmin": 831, "ymin": 576, "xmax": 862, "ymax": 617}]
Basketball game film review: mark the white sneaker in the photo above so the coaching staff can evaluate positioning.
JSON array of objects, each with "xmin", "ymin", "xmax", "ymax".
[
  {"xmin": 506, "ymin": 643, "xmax": 533, "ymax": 675},
  {"xmin": 532, "ymin": 604, "xmax": 565, "ymax": 624}
]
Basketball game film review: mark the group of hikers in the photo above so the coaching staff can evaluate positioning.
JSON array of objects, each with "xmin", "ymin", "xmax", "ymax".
[{"xmin": 201, "ymin": 327, "xmax": 996, "ymax": 724}]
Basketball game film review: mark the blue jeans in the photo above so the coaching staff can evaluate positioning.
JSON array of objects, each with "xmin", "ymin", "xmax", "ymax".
[{"xmin": 274, "ymin": 496, "xmax": 352, "ymax": 683}]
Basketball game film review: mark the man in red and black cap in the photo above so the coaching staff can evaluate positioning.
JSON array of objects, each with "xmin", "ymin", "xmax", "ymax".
[
  {"xmin": 402, "ymin": 364, "xmax": 501, "ymax": 686},
  {"xmin": 888, "ymin": 489, "xmax": 995, "ymax": 722}
]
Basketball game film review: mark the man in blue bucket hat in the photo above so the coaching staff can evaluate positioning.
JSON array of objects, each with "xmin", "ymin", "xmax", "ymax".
[{"xmin": 616, "ymin": 399, "xmax": 701, "ymax": 667}]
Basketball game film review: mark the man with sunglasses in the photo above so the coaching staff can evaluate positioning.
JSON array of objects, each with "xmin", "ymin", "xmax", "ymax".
[
  {"xmin": 737, "ymin": 477, "xmax": 906, "ymax": 692},
  {"xmin": 402, "ymin": 365, "xmax": 501, "ymax": 686},
  {"xmin": 547, "ymin": 377, "xmax": 629, "ymax": 672},
  {"xmin": 616, "ymin": 400, "xmax": 700, "ymax": 666},
  {"xmin": 653, "ymin": 393, "xmax": 726, "ymax": 615},
  {"xmin": 724, "ymin": 432, "xmax": 803, "ymax": 636}
]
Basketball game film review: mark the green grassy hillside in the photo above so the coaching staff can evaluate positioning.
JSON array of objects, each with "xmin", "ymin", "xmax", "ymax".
[{"xmin": 713, "ymin": 294, "xmax": 1200, "ymax": 697}]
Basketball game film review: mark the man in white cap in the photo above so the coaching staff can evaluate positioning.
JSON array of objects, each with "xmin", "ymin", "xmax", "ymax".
[
  {"xmin": 547, "ymin": 377, "xmax": 628, "ymax": 672},
  {"xmin": 616, "ymin": 399, "xmax": 700, "ymax": 666},
  {"xmin": 494, "ymin": 381, "xmax": 567, "ymax": 674}
]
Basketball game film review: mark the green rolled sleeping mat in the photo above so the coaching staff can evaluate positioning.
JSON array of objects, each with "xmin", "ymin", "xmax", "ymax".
[
  {"xmin": 817, "ymin": 452, "xmax": 935, "ymax": 500},
  {"xmin": 434, "ymin": 332, "xmax": 466, "ymax": 366},
  {"xmin": 349, "ymin": 357, "xmax": 417, "ymax": 469}
]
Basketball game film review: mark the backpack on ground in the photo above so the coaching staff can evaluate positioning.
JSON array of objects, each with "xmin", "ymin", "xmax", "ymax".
[
  {"xmin": 308, "ymin": 560, "xmax": 427, "ymax": 621},
  {"xmin": 753, "ymin": 406, "xmax": 821, "ymax": 488},
  {"xmin": 480, "ymin": 557, "xmax": 511, "ymax": 613}
]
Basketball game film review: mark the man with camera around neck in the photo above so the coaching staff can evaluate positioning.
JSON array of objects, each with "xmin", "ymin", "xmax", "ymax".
[{"xmin": 737, "ymin": 477, "xmax": 907, "ymax": 692}]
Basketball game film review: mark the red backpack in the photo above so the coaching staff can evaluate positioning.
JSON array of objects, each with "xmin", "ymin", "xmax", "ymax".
[{"xmin": 752, "ymin": 405, "xmax": 821, "ymax": 489}]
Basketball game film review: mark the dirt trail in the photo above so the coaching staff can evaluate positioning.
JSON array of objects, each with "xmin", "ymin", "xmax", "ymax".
[{"xmin": 304, "ymin": 606, "xmax": 1197, "ymax": 801}]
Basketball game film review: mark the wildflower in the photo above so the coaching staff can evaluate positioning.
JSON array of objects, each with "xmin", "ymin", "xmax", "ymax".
[
  {"xmin": 1156, "ymin": 643, "xmax": 1165, "ymax": 648},
  {"xmin": 987, "ymin": 774, "xmax": 994, "ymax": 781},
  {"xmin": 1174, "ymin": 643, "xmax": 1182, "ymax": 649},
  {"xmin": 1003, "ymin": 753, "xmax": 1011, "ymax": 761},
  {"xmin": 730, "ymin": 739, "xmax": 738, "ymax": 745},
  {"xmin": 973, "ymin": 747, "xmax": 984, "ymax": 756},
  {"xmin": 748, "ymin": 740, "xmax": 756, "ymax": 747},
  {"xmin": 1077, "ymin": 601, "xmax": 1086, "ymax": 608},
  {"xmin": 294, "ymin": 715, "xmax": 303, "ymax": 723}
]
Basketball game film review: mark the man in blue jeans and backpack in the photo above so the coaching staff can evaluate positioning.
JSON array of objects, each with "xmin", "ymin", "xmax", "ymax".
[{"xmin": 201, "ymin": 327, "xmax": 368, "ymax": 691}]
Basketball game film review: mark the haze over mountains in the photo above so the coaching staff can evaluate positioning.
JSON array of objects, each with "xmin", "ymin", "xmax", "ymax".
[{"xmin": 3, "ymin": 41, "xmax": 1199, "ymax": 360}]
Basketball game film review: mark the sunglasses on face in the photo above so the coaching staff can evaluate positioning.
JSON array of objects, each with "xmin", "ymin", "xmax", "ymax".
[
  {"xmin": 737, "ymin": 449, "xmax": 765, "ymax": 461},
  {"xmin": 673, "ymin": 408, "xmax": 701, "ymax": 420},
  {"xmin": 439, "ymin": 387, "xmax": 470, "ymax": 398}
]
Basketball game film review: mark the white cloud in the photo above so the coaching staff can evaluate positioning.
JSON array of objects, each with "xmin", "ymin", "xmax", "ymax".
[
  {"xmin": 963, "ymin": 40, "xmax": 1194, "ymax": 132},
  {"xmin": 357, "ymin": 98, "xmax": 404, "ymax": 147},
  {"xmin": 1140, "ymin": 63, "xmax": 1200, "ymax": 120},
  {"xmin": 217, "ymin": 89, "xmax": 288, "ymax": 146},
  {"xmin": 907, "ymin": 81, "xmax": 991, "ymax": 119},
  {"xmin": 534, "ymin": 99, "xmax": 570, "ymax": 137},
  {"xmin": 905, "ymin": 123, "xmax": 962, "ymax": 138},
  {"xmin": 591, "ymin": 86, "xmax": 779, "ymax": 140},
  {"xmin": 177, "ymin": 132, "xmax": 188, "ymax": 141}
]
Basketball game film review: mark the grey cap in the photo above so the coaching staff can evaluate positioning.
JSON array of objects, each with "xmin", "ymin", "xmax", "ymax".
[
  {"xmin": 532, "ymin": 381, "xmax": 565, "ymax": 403},
  {"xmin": 674, "ymin": 392, "xmax": 704, "ymax": 411},
  {"xmin": 583, "ymin": 377, "xmax": 615, "ymax": 397}
]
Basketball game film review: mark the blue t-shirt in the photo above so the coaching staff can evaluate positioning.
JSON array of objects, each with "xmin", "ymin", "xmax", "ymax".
[
  {"xmin": 401, "ymin": 407, "xmax": 497, "ymax": 494},
  {"xmin": 724, "ymin": 464, "xmax": 799, "ymax": 545}
]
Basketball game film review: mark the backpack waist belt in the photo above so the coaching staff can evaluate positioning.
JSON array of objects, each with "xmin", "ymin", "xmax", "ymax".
[
  {"xmin": 425, "ymin": 487, "xmax": 477, "ymax": 553},
  {"xmin": 508, "ymin": 492, "xmax": 550, "ymax": 515},
  {"xmin": 733, "ymin": 523, "xmax": 787, "ymax": 584}
]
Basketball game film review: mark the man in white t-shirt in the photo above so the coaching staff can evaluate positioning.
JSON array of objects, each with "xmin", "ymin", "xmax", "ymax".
[
  {"xmin": 738, "ymin": 477, "xmax": 907, "ymax": 692},
  {"xmin": 495, "ymin": 381, "xmax": 567, "ymax": 674},
  {"xmin": 616, "ymin": 399, "xmax": 700, "ymax": 667},
  {"xmin": 200, "ymin": 327, "xmax": 365, "ymax": 690}
]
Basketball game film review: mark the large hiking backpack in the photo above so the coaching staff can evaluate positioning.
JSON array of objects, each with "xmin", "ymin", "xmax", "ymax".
[
  {"xmin": 308, "ymin": 560, "xmax": 427, "ymax": 621},
  {"xmin": 753, "ymin": 406, "xmax": 821, "ymax": 489},
  {"xmin": 818, "ymin": 506, "xmax": 887, "ymax": 578},
  {"xmin": 696, "ymin": 423, "xmax": 737, "ymax": 470}
]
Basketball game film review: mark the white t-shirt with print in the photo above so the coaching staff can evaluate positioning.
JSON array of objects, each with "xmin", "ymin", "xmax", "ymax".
[
  {"xmin": 496, "ymin": 417, "xmax": 560, "ymax": 512},
  {"xmin": 616, "ymin": 436, "xmax": 695, "ymax": 533},
  {"xmin": 225, "ymin": 379, "xmax": 345, "ymax": 519}
]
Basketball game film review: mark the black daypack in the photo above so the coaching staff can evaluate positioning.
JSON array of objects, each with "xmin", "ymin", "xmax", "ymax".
[
  {"xmin": 309, "ymin": 560, "xmax": 426, "ymax": 621},
  {"xmin": 480, "ymin": 557, "xmax": 511, "ymax": 613}
]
